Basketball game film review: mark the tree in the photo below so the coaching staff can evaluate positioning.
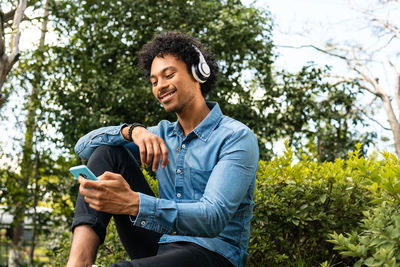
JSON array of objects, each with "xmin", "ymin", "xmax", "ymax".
[
  {"xmin": 45, "ymin": 0, "xmax": 276, "ymax": 158},
  {"xmin": 275, "ymin": 65, "xmax": 375, "ymax": 162},
  {"xmin": 44, "ymin": 0, "xmax": 372, "ymax": 161},
  {"xmin": 300, "ymin": 1, "xmax": 400, "ymax": 157},
  {"xmin": 1, "ymin": 0, "xmax": 60, "ymax": 265},
  {"xmin": 0, "ymin": 0, "xmax": 27, "ymax": 109}
]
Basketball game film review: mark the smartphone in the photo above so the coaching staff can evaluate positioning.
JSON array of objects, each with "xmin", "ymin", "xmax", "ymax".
[{"xmin": 69, "ymin": 165, "xmax": 98, "ymax": 181}]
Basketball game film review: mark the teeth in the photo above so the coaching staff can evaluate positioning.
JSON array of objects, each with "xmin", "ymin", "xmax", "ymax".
[{"xmin": 160, "ymin": 91, "xmax": 175, "ymax": 100}]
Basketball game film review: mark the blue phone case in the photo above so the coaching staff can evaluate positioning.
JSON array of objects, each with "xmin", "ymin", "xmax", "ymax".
[{"xmin": 69, "ymin": 165, "xmax": 98, "ymax": 181}]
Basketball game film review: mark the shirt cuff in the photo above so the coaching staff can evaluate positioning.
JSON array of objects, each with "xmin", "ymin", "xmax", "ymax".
[
  {"xmin": 119, "ymin": 123, "xmax": 128, "ymax": 140},
  {"xmin": 130, "ymin": 193, "xmax": 174, "ymax": 234}
]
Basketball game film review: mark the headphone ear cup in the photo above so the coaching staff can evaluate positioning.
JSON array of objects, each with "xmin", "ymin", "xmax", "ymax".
[
  {"xmin": 191, "ymin": 45, "xmax": 211, "ymax": 83},
  {"xmin": 191, "ymin": 64, "xmax": 207, "ymax": 83}
]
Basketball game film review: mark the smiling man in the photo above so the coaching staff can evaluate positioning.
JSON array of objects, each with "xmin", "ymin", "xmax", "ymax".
[{"xmin": 67, "ymin": 32, "xmax": 259, "ymax": 267}]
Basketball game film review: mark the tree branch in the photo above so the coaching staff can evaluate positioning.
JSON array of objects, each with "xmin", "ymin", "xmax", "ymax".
[
  {"xmin": 0, "ymin": 93, "xmax": 5, "ymax": 107},
  {"xmin": 277, "ymin": 44, "xmax": 349, "ymax": 61},
  {"xmin": 39, "ymin": 0, "xmax": 49, "ymax": 48},
  {"xmin": 362, "ymin": 110, "xmax": 391, "ymax": 131},
  {"xmin": 397, "ymin": 74, "xmax": 400, "ymax": 120},
  {"xmin": 327, "ymin": 74, "xmax": 380, "ymax": 96},
  {"xmin": 4, "ymin": 9, "xmax": 17, "ymax": 24},
  {"xmin": 9, "ymin": 0, "xmax": 27, "ymax": 65},
  {"xmin": 0, "ymin": 12, "xmax": 5, "ymax": 56},
  {"xmin": 279, "ymin": 44, "xmax": 388, "ymax": 99},
  {"xmin": 363, "ymin": 9, "xmax": 400, "ymax": 38}
]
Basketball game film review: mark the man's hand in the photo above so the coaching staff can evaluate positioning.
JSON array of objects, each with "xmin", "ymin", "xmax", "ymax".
[
  {"xmin": 79, "ymin": 171, "xmax": 139, "ymax": 216},
  {"xmin": 122, "ymin": 125, "xmax": 169, "ymax": 171}
]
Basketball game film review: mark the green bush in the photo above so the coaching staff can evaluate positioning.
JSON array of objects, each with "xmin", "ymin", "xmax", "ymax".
[
  {"xmin": 328, "ymin": 152, "xmax": 400, "ymax": 266},
  {"xmin": 46, "ymin": 147, "xmax": 400, "ymax": 266},
  {"xmin": 45, "ymin": 167, "xmax": 158, "ymax": 266},
  {"xmin": 329, "ymin": 202, "xmax": 400, "ymax": 267},
  {"xmin": 247, "ymin": 145, "xmax": 376, "ymax": 266}
]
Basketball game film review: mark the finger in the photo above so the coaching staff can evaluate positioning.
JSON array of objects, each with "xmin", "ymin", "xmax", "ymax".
[
  {"xmin": 160, "ymin": 142, "xmax": 169, "ymax": 168},
  {"xmin": 83, "ymin": 191, "xmax": 98, "ymax": 202},
  {"xmin": 79, "ymin": 183, "xmax": 98, "ymax": 198},
  {"xmin": 98, "ymin": 171, "xmax": 121, "ymax": 181},
  {"xmin": 88, "ymin": 203, "xmax": 101, "ymax": 211},
  {"xmin": 138, "ymin": 141, "xmax": 147, "ymax": 166},
  {"xmin": 152, "ymin": 142, "xmax": 161, "ymax": 172},
  {"xmin": 85, "ymin": 196, "xmax": 101, "ymax": 210},
  {"xmin": 79, "ymin": 176, "xmax": 103, "ymax": 194},
  {"xmin": 79, "ymin": 176, "xmax": 97, "ymax": 188},
  {"xmin": 145, "ymin": 142, "xmax": 154, "ymax": 167}
]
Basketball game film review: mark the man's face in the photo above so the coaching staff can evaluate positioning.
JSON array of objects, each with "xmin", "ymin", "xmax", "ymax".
[{"xmin": 150, "ymin": 54, "xmax": 201, "ymax": 114}]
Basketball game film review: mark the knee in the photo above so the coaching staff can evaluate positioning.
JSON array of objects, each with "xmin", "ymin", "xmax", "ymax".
[
  {"xmin": 87, "ymin": 145, "xmax": 127, "ymax": 167},
  {"xmin": 88, "ymin": 145, "xmax": 138, "ymax": 172},
  {"xmin": 91, "ymin": 145, "xmax": 125, "ymax": 159}
]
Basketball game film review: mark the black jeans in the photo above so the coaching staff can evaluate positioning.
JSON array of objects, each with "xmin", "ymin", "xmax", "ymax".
[{"xmin": 71, "ymin": 145, "xmax": 233, "ymax": 267}]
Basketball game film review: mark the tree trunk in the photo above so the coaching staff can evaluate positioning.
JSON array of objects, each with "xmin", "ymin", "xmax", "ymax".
[
  {"xmin": 7, "ymin": 1, "xmax": 48, "ymax": 264},
  {"xmin": 8, "ymin": 220, "xmax": 24, "ymax": 267},
  {"xmin": 0, "ymin": 0, "xmax": 27, "ymax": 109},
  {"xmin": 29, "ymin": 151, "xmax": 40, "ymax": 265},
  {"xmin": 380, "ymin": 92, "xmax": 400, "ymax": 157}
]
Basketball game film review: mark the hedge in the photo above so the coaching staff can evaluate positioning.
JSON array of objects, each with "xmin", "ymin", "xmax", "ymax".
[{"xmin": 46, "ymin": 146, "xmax": 400, "ymax": 266}]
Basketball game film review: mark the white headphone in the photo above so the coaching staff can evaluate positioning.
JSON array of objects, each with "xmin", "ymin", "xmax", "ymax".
[{"xmin": 191, "ymin": 45, "xmax": 211, "ymax": 83}]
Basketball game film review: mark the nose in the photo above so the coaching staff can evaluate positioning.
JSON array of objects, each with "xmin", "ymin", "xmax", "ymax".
[{"xmin": 155, "ymin": 78, "xmax": 169, "ymax": 93}]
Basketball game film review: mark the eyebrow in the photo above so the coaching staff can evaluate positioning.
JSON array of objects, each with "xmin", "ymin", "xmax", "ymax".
[{"xmin": 150, "ymin": 66, "xmax": 176, "ymax": 80}]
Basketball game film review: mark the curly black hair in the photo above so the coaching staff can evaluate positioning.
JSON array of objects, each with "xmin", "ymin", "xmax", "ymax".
[{"xmin": 139, "ymin": 32, "xmax": 219, "ymax": 96}]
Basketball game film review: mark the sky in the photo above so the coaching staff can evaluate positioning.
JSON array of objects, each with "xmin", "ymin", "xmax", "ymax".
[{"xmin": 1, "ymin": 0, "xmax": 399, "ymax": 167}]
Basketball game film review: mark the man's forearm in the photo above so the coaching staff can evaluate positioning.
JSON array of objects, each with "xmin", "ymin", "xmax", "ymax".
[{"xmin": 67, "ymin": 225, "xmax": 100, "ymax": 267}]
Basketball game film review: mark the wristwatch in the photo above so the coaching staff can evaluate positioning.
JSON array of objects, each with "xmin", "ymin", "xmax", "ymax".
[{"xmin": 128, "ymin": 123, "xmax": 145, "ymax": 142}]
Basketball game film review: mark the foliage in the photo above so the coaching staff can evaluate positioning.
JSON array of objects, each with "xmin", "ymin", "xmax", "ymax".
[
  {"xmin": 42, "ymin": 145, "xmax": 400, "ymax": 266},
  {"xmin": 247, "ymin": 144, "xmax": 376, "ymax": 266},
  {"xmin": 44, "ymin": 224, "xmax": 72, "ymax": 266},
  {"xmin": 0, "ymin": 149, "xmax": 79, "ymax": 264},
  {"xmin": 0, "ymin": 0, "xmax": 379, "ymax": 264},
  {"xmin": 328, "ymin": 151, "xmax": 400, "ymax": 266},
  {"xmin": 329, "ymin": 203, "xmax": 400, "ymax": 267},
  {"xmin": 44, "ymin": 0, "xmax": 375, "ymax": 161},
  {"xmin": 45, "ymin": 0, "xmax": 274, "ymax": 158},
  {"xmin": 45, "ymin": 218, "xmax": 129, "ymax": 266},
  {"xmin": 275, "ymin": 65, "xmax": 375, "ymax": 162},
  {"xmin": 45, "ymin": 166, "xmax": 158, "ymax": 266}
]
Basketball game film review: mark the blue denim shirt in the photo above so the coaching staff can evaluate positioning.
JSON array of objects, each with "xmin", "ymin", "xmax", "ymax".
[{"xmin": 74, "ymin": 102, "xmax": 259, "ymax": 267}]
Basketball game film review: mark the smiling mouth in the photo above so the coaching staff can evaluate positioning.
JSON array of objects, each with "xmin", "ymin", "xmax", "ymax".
[{"xmin": 158, "ymin": 89, "xmax": 177, "ymax": 102}]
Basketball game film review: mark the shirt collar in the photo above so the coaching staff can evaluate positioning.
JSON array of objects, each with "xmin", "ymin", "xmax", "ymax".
[{"xmin": 169, "ymin": 102, "xmax": 223, "ymax": 142}]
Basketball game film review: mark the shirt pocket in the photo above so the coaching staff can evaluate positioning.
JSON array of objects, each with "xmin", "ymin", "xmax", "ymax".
[{"xmin": 189, "ymin": 168, "xmax": 212, "ymax": 200}]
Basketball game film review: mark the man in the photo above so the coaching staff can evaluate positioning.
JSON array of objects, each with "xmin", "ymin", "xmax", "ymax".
[{"xmin": 67, "ymin": 32, "xmax": 259, "ymax": 267}]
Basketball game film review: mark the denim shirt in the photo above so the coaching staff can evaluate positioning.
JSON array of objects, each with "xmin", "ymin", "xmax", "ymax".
[{"xmin": 74, "ymin": 102, "xmax": 259, "ymax": 267}]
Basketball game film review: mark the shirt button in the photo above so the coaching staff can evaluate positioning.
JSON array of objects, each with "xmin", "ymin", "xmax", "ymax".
[
  {"xmin": 176, "ymin": 169, "xmax": 181, "ymax": 174},
  {"xmin": 140, "ymin": 220, "xmax": 146, "ymax": 226},
  {"xmin": 176, "ymin": 193, "xmax": 181, "ymax": 198},
  {"xmin": 98, "ymin": 137, "xmax": 102, "ymax": 141},
  {"xmin": 182, "ymin": 144, "xmax": 186, "ymax": 149}
]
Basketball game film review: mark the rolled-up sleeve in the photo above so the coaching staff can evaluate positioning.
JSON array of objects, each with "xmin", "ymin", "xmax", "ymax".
[
  {"xmin": 132, "ymin": 128, "xmax": 259, "ymax": 237},
  {"xmin": 74, "ymin": 124, "xmax": 129, "ymax": 160}
]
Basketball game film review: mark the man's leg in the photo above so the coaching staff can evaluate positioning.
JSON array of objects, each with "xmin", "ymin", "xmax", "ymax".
[
  {"xmin": 67, "ymin": 225, "xmax": 100, "ymax": 267},
  {"xmin": 68, "ymin": 145, "xmax": 162, "ymax": 266},
  {"xmin": 109, "ymin": 242, "xmax": 234, "ymax": 267}
]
